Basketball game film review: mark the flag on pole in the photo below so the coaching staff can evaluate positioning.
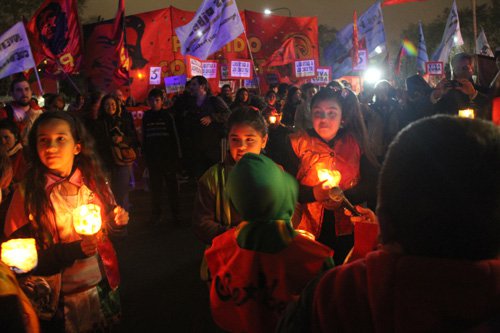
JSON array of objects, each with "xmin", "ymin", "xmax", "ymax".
[
  {"xmin": 175, "ymin": 0, "xmax": 245, "ymax": 60},
  {"xmin": 0, "ymin": 22, "xmax": 36, "ymax": 80},
  {"xmin": 352, "ymin": 10, "xmax": 359, "ymax": 69},
  {"xmin": 111, "ymin": 0, "xmax": 130, "ymax": 87},
  {"xmin": 324, "ymin": 2, "xmax": 386, "ymax": 79},
  {"xmin": 431, "ymin": 0, "xmax": 463, "ymax": 62},
  {"xmin": 27, "ymin": 0, "xmax": 82, "ymax": 75},
  {"xmin": 417, "ymin": 21, "xmax": 429, "ymax": 73},
  {"xmin": 382, "ymin": 0, "xmax": 428, "ymax": 6},
  {"xmin": 261, "ymin": 38, "xmax": 296, "ymax": 68},
  {"xmin": 476, "ymin": 27, "xmax": 493, "ymax": 57}
]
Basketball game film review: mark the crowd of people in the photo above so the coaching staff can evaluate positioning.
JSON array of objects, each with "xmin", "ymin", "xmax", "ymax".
[{"xmin": 0, "ymin": 50, "xmax": 499, "ymax": 332}]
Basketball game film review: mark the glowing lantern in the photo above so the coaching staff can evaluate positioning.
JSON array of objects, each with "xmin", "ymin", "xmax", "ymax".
[
  {"xmin": 1, "ymin": 238, "xmax": 38, "ymax": 273},
  {"xmin": 317, "ymin": 169, "xmax": 342, "ymax": 189},
  {"xmin": 296, "ymin": 229, "xmax": 315, "ymax": 240},
  {"xmin": 269, "ymin": 115, "xmax": 277, "ymax": 124},
  {"xmin": 458, "ymin": 109, "xmax": 475, "ymax": 119},
  {"xmin": 73, "ymin": 204, "xmax": 102, "ymax": 236}
]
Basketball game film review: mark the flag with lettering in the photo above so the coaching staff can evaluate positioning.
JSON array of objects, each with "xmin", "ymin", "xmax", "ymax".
[
  {"xmin": 261, "ymin": 38, "xmax": 296, "ymax": 68},
  {"xmin": 476, "ymin": 27, "xmax": 493, "ymax": 57},
  {"xmin": 0, "ymin": 22, "xmax": 36, "ymax": 79},
  {"xmin": 324, "ymin": 2, "xmax": 386, "ymax": 79},
  {"xmin": 27, "ymin": 0, "xmax": 82, "ymax": 75},
  {"xmin": 417, "ymin": 21, "xmax": 429, "ymax": 73},
  {"xmin": 175, "ymin": 0, "xmax": 245, "ymax": 60},
  {"xmin": 431, "ymin": 0, "xmax": 463, "ymax": 62}
]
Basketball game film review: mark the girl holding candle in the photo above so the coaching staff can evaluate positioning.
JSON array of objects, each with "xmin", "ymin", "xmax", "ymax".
[
  {"xmin": 3, "ymin": 111, "xmax": 128, "ymax": 332},
  {"xmin": 278, "ymin": 88, "xmax": 378, "ymax": 265}
]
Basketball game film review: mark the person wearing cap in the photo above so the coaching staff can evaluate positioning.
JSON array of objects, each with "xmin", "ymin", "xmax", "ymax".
[{"xmin": 205, "ymin": 153, "xmax": 333, "ymax": 333}]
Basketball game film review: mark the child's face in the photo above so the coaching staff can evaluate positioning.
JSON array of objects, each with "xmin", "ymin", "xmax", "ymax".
[
  {"xmin": 36, "ymin": 119, "xmax": 81, "ymax": 177},
  {"xmin": 229, "ymin": 124, "xmax": 267, "ymax": 162},
  {"xmin": 0, "ymin": 129, "xmax": 16, "ymax": 150},
  {"xmin": 104, "ymin": 98, "xmax": 118, "ymax": 116},
  {"xmin": 148, "ymin": 96, "xmax": 163, "ymax": 111},
  {"xmin": 312, "ymin": 99, "xmax": 342, "ymax": 142}
]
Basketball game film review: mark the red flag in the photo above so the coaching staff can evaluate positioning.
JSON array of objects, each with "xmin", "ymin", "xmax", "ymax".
[
  {"xmin": 352, "ymin": 10, "xmax": 359, "ymax": 69},
  {"xmin": 27, "ymin": 0, "xmax": 82, "ymax": 75},
  {"xmin": 382, "ymin": 0, "xmax": 427, "ymax": 6},
  {"xmin": 261, "ymin": 38, "xmax": 296, "ymax": 68},
  {"xmin": 112, "ymin": 0, "xmax": 130, "ymax": 87},
  {"xmin": 394, "ymin": 43, "xmax": 406, "ymax": 76}
]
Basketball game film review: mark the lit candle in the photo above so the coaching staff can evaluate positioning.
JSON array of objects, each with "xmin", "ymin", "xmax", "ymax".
[
  {"xmin": 73, "ymin": 204, "xmax": 102, "ymax": 236},
  {"xmin": 317, "ymin": 168, "xmax": 342, "ymax": 189},
  {"xmin": 269, "ymin": 115, "xmax": 277, "ymax": 124},
  {"xmin": 1, "ymin": 238, "xmax": 38, "ymax": 273},
  {"xmin": 458, "ymin": 109, "xmax": 475, "ymax": 119}
]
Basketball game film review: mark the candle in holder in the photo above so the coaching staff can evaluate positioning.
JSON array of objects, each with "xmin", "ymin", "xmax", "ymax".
[
  {"xmin": 1, "ymin": 238, "xmax": 38, "ymax": 273},
  {"xmin": 73, "ymin": 204, "xmax": 102, "ymax": 236},
  {"xmin": 269, "ymin": 115, "xmax": 277, "ymax": 124},
  {"xmin": 317, "ymin": 168, "xmax": 342, "ymax": 189},
  {"xmin": 458, "ymin": 109, "xmax": 475, "ymax": 119}
]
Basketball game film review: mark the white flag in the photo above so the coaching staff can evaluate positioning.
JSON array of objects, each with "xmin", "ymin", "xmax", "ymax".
[
  {"xmin": 417, "ymin": 21, "xmax": 429, "ymax": 73},
  {"xmin": 175, "ymin": 0, "xmax": 245, "ymax": 60},
  {"xmin": 476, "ymin": 28, "xmax": 493, "ymax": 57},
  {"xmin": 0, "ymin": 22, "xmax": 36, "ymax": 80},
  {"xmin": 431, "ymin": 0, "xmax": 463, "ymax": 62}
]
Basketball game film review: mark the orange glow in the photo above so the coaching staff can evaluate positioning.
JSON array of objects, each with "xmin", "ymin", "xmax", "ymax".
[
  {"xmin": 1, "ymin": 238, "xmax": 38, "ymax": 273},
  {"xmin": 269, "ymin": 115, "xmax": 277, "ymax": 124},
  {"xmin": 317, "ymin": 168, "xmax": 341, "ymax": 189},
  {"xmin": 73, "ymin": 204, "xmax": 102, "ymax": 236},
  {"xmin": 137, "ymin": 72, "xmax": 145, "ymax": 80},
  {"xmin": 296, "ymin": 229, "xmax": 315, "ymax": 240}
]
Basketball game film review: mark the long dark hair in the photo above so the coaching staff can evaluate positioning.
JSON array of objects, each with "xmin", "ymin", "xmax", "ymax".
[{"xmin": 25, "ymin": 111, "xmax": 114, "ymax": 243}]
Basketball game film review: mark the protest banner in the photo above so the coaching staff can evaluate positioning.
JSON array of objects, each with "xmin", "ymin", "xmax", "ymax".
[
  {"xmin": 294, "ymin": 59, "xmax": 316, "ymax": 78},
  {"xmin": 229, "ymin": 59, "xmax": 252, "ymax": 79}
]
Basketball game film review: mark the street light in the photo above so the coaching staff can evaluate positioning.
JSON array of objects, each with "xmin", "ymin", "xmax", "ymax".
[{"xmin": 263, "ymin": 7, "xmax": 292, "ymax": 17}]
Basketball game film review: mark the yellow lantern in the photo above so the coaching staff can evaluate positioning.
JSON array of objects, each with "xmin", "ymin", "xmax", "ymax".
[
  {"xmin": 269, "ymin": 115, "xmax": 277, "ymax": 124},
  {"xmin": 458, "ymin": 109, "xmax": 475, "ymax": 119},
  {"xmin": 72, "ymin": 204, "xmax": 102, "ymax": 236},
  {"xmin": 317, "ymin": 168, "xmax": 342, "ymax": 189},
  {"xmin": 1, "ymin": 238, "xmax": 38, "ymax": 273}
]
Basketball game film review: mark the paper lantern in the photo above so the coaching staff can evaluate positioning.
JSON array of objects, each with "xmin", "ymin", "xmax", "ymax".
[
  {"xmin": 72, "ymin": 204, "xmax": 102, "ymax": 236},
  {"xmin": 317, "ymin": 168, "xmax": 342, "ymax": 189},
  {"xmin": 269, "ymin": 115, "xmax": 277, "ymax": 124},
  {"xmin": 458, "ymin": 109, "xmax": 475, "ymax": 119},
  {"xmin": 1, "ymin": 238, "xmax": 38, "ymax": 273}
]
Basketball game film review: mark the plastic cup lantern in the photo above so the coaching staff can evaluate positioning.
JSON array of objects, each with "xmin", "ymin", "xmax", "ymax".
[
  {"xmin": 1, "ymin": 238, "xmax": 38, "ymax": 273},
  {"xmin": 73, "ymin": 204, "xmax": 102, "ymax": 236},
  {"xmin": 458, "ymin": 109, "xmax": 475, "ymax": 119},
  {"xmin": 317, "ymin": 168, "xmax": 342, "ymax": 190},
  {"xmin": 269, "ymin": 115, "xmax": 277, "ymax": 124}
]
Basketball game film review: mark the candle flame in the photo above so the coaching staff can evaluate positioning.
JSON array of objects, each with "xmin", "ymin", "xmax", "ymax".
[
  {"xmin": 317, "ymin": 168, "xmax": 342, "ymax": 189},
  {"xmin": 1, "ymin": 238, "xmax": 38, "ymax": 273},
  {"xmin": 73, "ymin": 204, "xmax": 102, "ymax": 236},
  {"xmin": 458, "ymin": 109, "xmax": 475, "ymax": 119},
  {"xmin": 269, "ymin": 116, "xmax": 277, "ymax": 124}
]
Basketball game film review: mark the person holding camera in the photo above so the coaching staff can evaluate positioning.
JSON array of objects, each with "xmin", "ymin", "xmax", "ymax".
[{"xmin": 430, "ymin": 53, "xmax": 489, "ymax": 118}]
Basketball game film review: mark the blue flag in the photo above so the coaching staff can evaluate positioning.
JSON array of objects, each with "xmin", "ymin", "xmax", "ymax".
[
  {"xmin": 431, "ymin": 0, "xmax": 463, "ymax": 62},
  {"xmin": 175, "ymin": 0, "xmax": 245, "ymax": 60},
  {"xmin": 417, "ymin": 21, "xmax": 429, "ymax": 73},
  {"xmin": 324, "ymin": 2, "xmax": 386, "ymax": 79}
]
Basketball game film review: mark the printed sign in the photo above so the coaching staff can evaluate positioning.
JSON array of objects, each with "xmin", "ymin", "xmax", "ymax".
[
  {"xmin": 425, "ymin": 61, "xmax": 444, "ymax": 76},
  {"xmin": 220, "ymin": 64, "xmax": 229, "ymax": 80},
  {"xmin": 229, "ymin": 60, "xmax": 253, "ymax": 79},
  {"xmin": 149, "ymin": 67, "xmax": 162, "ymax": 85},
  {"xmin": 244, "ymin": 78, "xmax": 259, "ymax": 89},
  {"xmin": 294, "ymin": 59, "xmax": 316, "ymax": 78},
  {"xmin": 186, "ymin": 55, "xmax": 203, "ymax": 78},
  {"xmin": 164, "ymin": 75, "xmax": 187, "ymax": 93},
  {"xmin": 310, "ymin": 67, "xmax": 331, "ymax": 85},
  {"xmin": 202, "ymin": 61, "xmax": 218, "ymax": 79},
  {"xmin": 353, "ymin": 49, "xmax": 368, "ymax": 71}
]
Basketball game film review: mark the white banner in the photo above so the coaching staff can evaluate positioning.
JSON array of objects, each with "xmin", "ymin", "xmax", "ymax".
[
  {"xmin": 0, "ymin": 22, "xmax": 36, "ymax": 80},
  {"xmin": 294, "ymin": 59, "xmax": 316, "ymax": 78},
  {"xmin": 149, "ymin": 67, "xmax": 161, "ymax": 85},
  {"xmin": 229, "ymin": 60, "xmax": 252, "ymax": 79},
  {"xmin": 202, "ymin": 61, "xmax": 218, "ymax": 79}
]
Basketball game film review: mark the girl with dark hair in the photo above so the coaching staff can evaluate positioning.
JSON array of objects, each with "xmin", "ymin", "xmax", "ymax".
[
  {"xmin": 94, "ymin": 94, "xmax": 138, "ymax": 211},
  {"xmin": 230, "ymin": 88, "xmax": 250, "ymax": 111},
  {"xmin": 278, "ymin": 88, "xmax": 378, "ymax": 265},
  {"xmin": 192, "ymin": 108, "xmax": 268, "ymax": 279},
  {"xmin": 281, "ymin": 86, "xmax": 303, "ymax": 127},
  {"xmin": 3, "ymin": 111, "xmax": 128, "ymax": 332}
]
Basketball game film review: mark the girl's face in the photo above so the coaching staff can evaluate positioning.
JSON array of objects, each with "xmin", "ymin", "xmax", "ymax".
[
  {"xmin": 36, "ymin": 119, "xmax": 81, "ymax": 177},
  {"xmin": 0, "ymin": 129, "xmax": 17, "ymax": 150},
  {"xmin": 239, "ymin": 91, "xmax": 249, "ymax": 102},
  {"xmin": 266, "ymin": 94, "xmax": 276, "ymax": 105},
  {"xmin": 104, "ymin": 98, "xmax": 118, "ymax": 116},
  {"xmin": 189, "ymin": 79, "xmax": 206, "ymax": 97},
  {"xmin": 229, "ymin": 124, "xmax": 268, "ymax": 162},
  {"xmin": 312, "ymin": 99, "xmax": 342, "ymax": 142}
]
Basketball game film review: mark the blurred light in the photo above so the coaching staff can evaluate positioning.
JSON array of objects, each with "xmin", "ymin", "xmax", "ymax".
[
  {"xmin": 363, "ymin": 67, "xmax": 382, "ymax": 84},
  {"xmin": 137, "ymin": 72, "xmax": 145, "ymax": 79},
  {"xmin": 264, "ymin": 8, "xmax": 272, "ymax": 15},
  {"xmin": 453, "ymin": 36, "xmax": 458, "ymax": 44},
  {"xmin": 375, "ymin": 46, "xmax": 383, "ymax": 54},
  {"xmin": 197, "ymin": 30, "xmax": 203, "ymax": 37}
]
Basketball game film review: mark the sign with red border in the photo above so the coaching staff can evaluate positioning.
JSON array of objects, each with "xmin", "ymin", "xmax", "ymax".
[
  {"xmin": 425, "ymin": 61, "xmax": 444, "ymax": 76},
  {"xmin": 229, "ymin": 59, "xmax": 253, "ymax": 79},
  {"xmin": 294, "ymin": 59, "xmax": 316, "ymax": 78},
  {"xmin": 310, "ymin": 66, "xmax": 331, "ymax": 85}
]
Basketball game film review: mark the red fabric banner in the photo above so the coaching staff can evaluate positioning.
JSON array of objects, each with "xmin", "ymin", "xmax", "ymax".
[
  {"xmin": 261, "ymin": 38, "xmax": 296, "ymax": 68},
  {"xmin": 111, "ymin": 0, "xmax": 130, "ymax": 88},
  {"xmin": 382, "ymin": 0, "xmax": 427, "ymax": 6},
  {"xmin": 352, "ymin": 11, "xmax": 359, "ymax": 69},
  {"xmin": 27, "ymin": 0, "xmax": 82, "ymax": 75}
]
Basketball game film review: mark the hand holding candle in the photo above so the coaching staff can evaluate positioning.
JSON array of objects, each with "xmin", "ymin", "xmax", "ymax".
[
  {"xmin": 317, "ymin": 168, "xmax": 341, "ymax": 190},
  {"xmin": 1, "ymin": 238, "xmax": 38, "ymax": 273}
]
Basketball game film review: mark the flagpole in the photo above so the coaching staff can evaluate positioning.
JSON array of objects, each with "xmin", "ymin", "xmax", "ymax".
[
  {"xmin": 241, "ymin": 13, "xmax": 261, "ymax": 95},
  {"xmin": 33, "ymin": 65, "xmax": 44, "ymax": 96},
  {"xmin": 471, "ymin": 0, "xmax": 479, "ymax": 84}
]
